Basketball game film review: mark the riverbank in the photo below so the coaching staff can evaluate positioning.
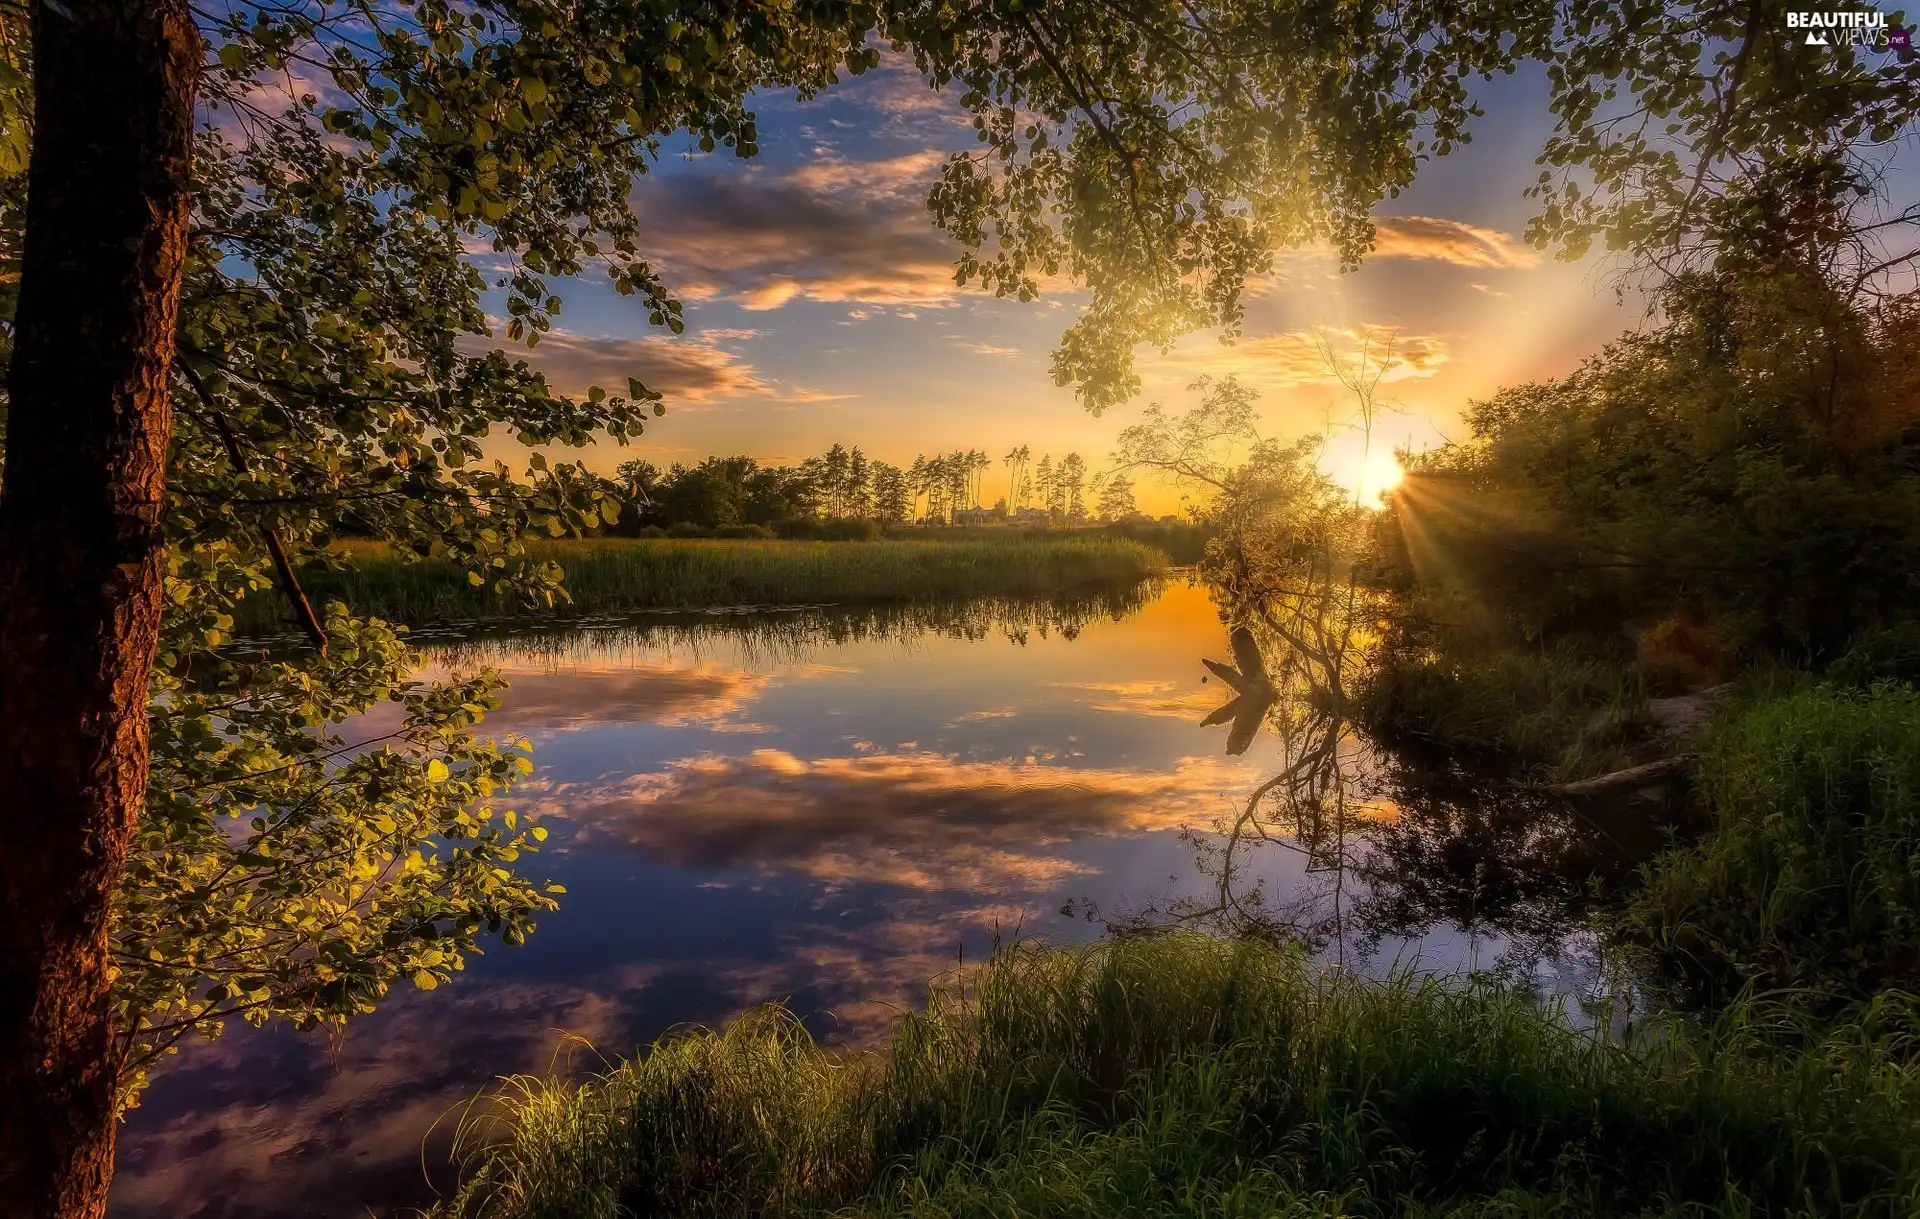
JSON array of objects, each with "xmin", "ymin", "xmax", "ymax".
[
  {"xmin": 437, "ymin": 933, "xmax": 1920, "ymax": 1219},
  {"xmin": 233, "ymin": 537, "xmax": 1171, "ymax": 632}
]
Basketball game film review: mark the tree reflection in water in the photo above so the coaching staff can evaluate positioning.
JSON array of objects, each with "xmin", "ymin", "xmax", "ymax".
[{"xmin": 1088, "ymin": 377, "xmax": 1666, "ymax": 990}]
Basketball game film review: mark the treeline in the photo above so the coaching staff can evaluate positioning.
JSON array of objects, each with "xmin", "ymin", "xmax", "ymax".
[
  {"xmin": 1371, "ymin": 270, "xmax": 1920, "ymax": 668},
  {"xmin": 593, "ymin": 443, "xmax": 1149, "ymax": 537}
]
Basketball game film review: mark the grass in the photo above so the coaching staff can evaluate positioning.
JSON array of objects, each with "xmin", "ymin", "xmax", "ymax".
[
  {"xmin": 234, "ymin": 537, "xmax": 1170, "ymax": 632},
  {"xmin": 1622, "ymin": 680, "xmax": 1920, "ymax": 1021},
  {"xmin": 432, "ymin": 933, "xmax": 1920, "ymax": 1219}
]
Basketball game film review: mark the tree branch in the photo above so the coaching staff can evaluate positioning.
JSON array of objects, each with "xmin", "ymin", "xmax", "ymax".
[{"xmin": 177, "ymin": 362, "xmax": 329, "ymax": 653}]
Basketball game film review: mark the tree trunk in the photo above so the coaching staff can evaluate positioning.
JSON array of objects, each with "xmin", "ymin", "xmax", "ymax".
[{"xmin": 0, "ymin": 3, "xmax": 197, "ymax": 1216}]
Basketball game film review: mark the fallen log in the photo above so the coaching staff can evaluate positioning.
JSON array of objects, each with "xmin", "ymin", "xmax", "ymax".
[{"xmin": 1547, "ymin": 754, "xmax": 1694, "ymax": 798}]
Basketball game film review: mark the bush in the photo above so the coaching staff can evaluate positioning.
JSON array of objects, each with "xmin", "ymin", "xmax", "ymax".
[
  {"xmin": 665, "ymin": 521, "xmax": 708, "ymax": 539},
  {"xmin": 438, "ymin": 935, "xmax": 1920, "ymax": 1219},
  {"xmin": 635, "ymin": 525, "xmax": 666, "ymax": 539},
  {"xmin": 1626, "ymin": 683, "xmax": 1920, "ymax": 1017},
  {"xmin": 821, "ymin": 516, "xmax": 881, "ymax": 541},
  {"xmin": 714, "ymin": 523, "xmax": 776, "ymax": 540}
]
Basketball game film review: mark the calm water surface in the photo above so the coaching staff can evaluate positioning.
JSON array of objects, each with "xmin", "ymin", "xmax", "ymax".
[{"xmin": 110, "ymin": 580, "xmax": 1616, "ymax": 1218}]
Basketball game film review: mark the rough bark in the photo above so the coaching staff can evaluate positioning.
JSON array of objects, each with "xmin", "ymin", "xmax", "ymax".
[{"xmin": 0, "ymin": 3, "xmax": 198, "ymax": 1216}]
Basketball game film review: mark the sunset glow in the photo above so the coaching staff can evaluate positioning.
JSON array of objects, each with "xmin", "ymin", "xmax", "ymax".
[{"xmin": 464, "ymin": 60, "xmax": 1632, "ymax": 495}]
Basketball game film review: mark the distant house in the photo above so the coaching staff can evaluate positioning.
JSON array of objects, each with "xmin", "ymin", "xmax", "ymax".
[
  {"xmin": 1011, "ymin": 507, "xmax": 1051, "ymax": 525},
  {"xmin": 950, "ymin": 508, "xmax": 998, "ymax": 526}
]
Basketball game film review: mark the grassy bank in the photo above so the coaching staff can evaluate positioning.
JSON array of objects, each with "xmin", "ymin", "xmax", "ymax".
[
  {"xmin": 437, "ymin": 934, "xmax": 1920, "ymax": 1219},
  {"xmin": 235, "ymin": 537, "xmax": 1169, "ymax": 631},
  {"xmin": 1623, "ymin": 681, "xmax": 1920, "ymax": 1021}
]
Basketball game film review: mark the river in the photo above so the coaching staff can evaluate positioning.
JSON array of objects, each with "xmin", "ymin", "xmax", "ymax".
[{"xmin": 110, "ymin": 578, "xmax": 1621, "ymax": 1217}]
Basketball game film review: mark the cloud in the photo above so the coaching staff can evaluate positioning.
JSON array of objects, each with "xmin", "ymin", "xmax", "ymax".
[
  {"xmin": 953, "ymin": 340, "xmax": 1021, "ymax": 357},
  {"xmin": 459, "ymin": 330, "xmax": 766, "ymax": 403},
  {"xmin": 480, "ymin": 663, "xmax": 779, "ymax": 732},
  {"xmin": 633, "ymin": 150, "xmax": 965, "ymax": 311},
  {"xmin": 469, "ymin": 330, "xmax": 846, "ymax": 407},
  {"xmin": 1140, "ymin": 328, "xmax": 1450, "ymax": 392},
  {"xmin": 543, "ymin": 749, "xmax": 1249, "ymax": 894},
  {"xmin": 1368, "ymin": 216, "xmax": 1541, "ymax": 269},
  {"xmin": 112, "ymin": 979, "xmax": 650, "ymax": 1219},
  {"xmin": 789, "ymin": 52, "xmax": 975, "ymax": 138}
]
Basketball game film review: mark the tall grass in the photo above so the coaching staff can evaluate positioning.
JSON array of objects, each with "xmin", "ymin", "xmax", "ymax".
[
  {"xmin": 235, "ymin": 537, "xmax": 1169, "ymax": 631},
  {"xmin": 1624, "ymin": 681, "xmax": 1920, "ymax": 1019},
  {"xmin": 433, "ymin": 934, "xmax": 1920, "ymax": 1219}
]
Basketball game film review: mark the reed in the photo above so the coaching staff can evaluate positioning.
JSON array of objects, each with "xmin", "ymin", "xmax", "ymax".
[
  {"xmin": 433, "ymin": 934, "xmax": 1920, "ymax": 1219},
  {"xmin": 234, "ymin": 537, "xmax": 1170, "ymax": 632}
]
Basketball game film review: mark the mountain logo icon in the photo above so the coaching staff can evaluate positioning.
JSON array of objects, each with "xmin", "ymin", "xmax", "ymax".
[{"xmin": 1806, "ymin": 28, "xmax": 1830, "ymax": 45}]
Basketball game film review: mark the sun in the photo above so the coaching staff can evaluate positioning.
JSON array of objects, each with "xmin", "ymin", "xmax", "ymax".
[{"xmin": 1319, "ymin": 431, "xmax": 1406, "ymax": 508}]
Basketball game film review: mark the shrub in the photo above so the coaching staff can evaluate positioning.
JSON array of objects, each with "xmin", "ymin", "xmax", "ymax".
[{"xmin": 666, "ymin": 521, "xmax": 709, "ymax": 539}]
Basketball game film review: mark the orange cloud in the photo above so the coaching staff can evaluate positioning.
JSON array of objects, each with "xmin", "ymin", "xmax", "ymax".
[
  {"xmin": 462, "ymin": 329, "xmax": 849, "ymax": 407},
  {"xmin": 1368, "ymin": 216, "xmax": 1541, "ymax": 269},
  {"xmin": 1140, "ymin": 328, "xmax": 1450, "ymax": 392}
]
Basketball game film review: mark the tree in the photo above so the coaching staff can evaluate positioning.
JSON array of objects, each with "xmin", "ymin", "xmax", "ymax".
[
  {"xmin": 1004, "ymin": 445, "xmax": 1032, "ymax": 509},
  {"xmin": 845, "ymin": 447, "xmax": 872, "ymax": 517},
  {"xmin": 1311, "ymin": 327, "xmax": 1402, "ymax": 508},
  {"xmin": 0, "ymin": 6, "xmax": 199, "ymax": 1211},
  {"xmin": 1058, "ymin": 453, "xmax": 1088, "ymax": 521},
  {"xmin": 1098, "ymin": 473, "xmax": 1138, "ymax": 521},
  {"xmin": 1034, "ymin": 455, "xmax": 1056, "ymax": 521},
  {"xmin": 872, "ymin": 461, "xmax": 910, "ymax": 523}
]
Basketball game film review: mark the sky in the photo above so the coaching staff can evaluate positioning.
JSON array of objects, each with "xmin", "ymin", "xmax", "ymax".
[{"xmin": 475, "ymin": 58, "xmax": 1646, "ymax": 513}]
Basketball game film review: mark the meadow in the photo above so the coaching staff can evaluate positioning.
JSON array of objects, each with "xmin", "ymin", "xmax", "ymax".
[
  {"xmin": 435, "ymin": 934, "xmax": 1920, "ymax": 1219},
  {"xmin": 233, "ymin": 536, "xmax": 1171, "ymax": 632}
]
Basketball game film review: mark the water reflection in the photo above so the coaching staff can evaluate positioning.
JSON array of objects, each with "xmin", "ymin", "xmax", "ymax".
[
  {"xmin": 111, "ymin": 583, "xmax": 1253, "ymax": 1218},
  {"xmin": 1125, "ymin": 581, "xmax": 1654, "ymax": 990},
  {"xmin": 111, "ymin": 580, "xmax": 1637, "ymax": 1218}
]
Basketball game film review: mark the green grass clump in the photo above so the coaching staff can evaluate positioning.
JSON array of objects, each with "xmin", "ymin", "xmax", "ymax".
[
  {"xmin": 1353, "ymin": 631, "xmax": 1646, "ymax": 780},
  {"xmin": 435, "ymin": 934, "xmax": 1920, "ymax": 1219},
  {"xmin": 1624, "ymin": 682, "xmax": 1920, "ymax": 1019},
  {"xmin": 236, "ymin": 537, "xmax": 1169, "ymax": 631}
]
